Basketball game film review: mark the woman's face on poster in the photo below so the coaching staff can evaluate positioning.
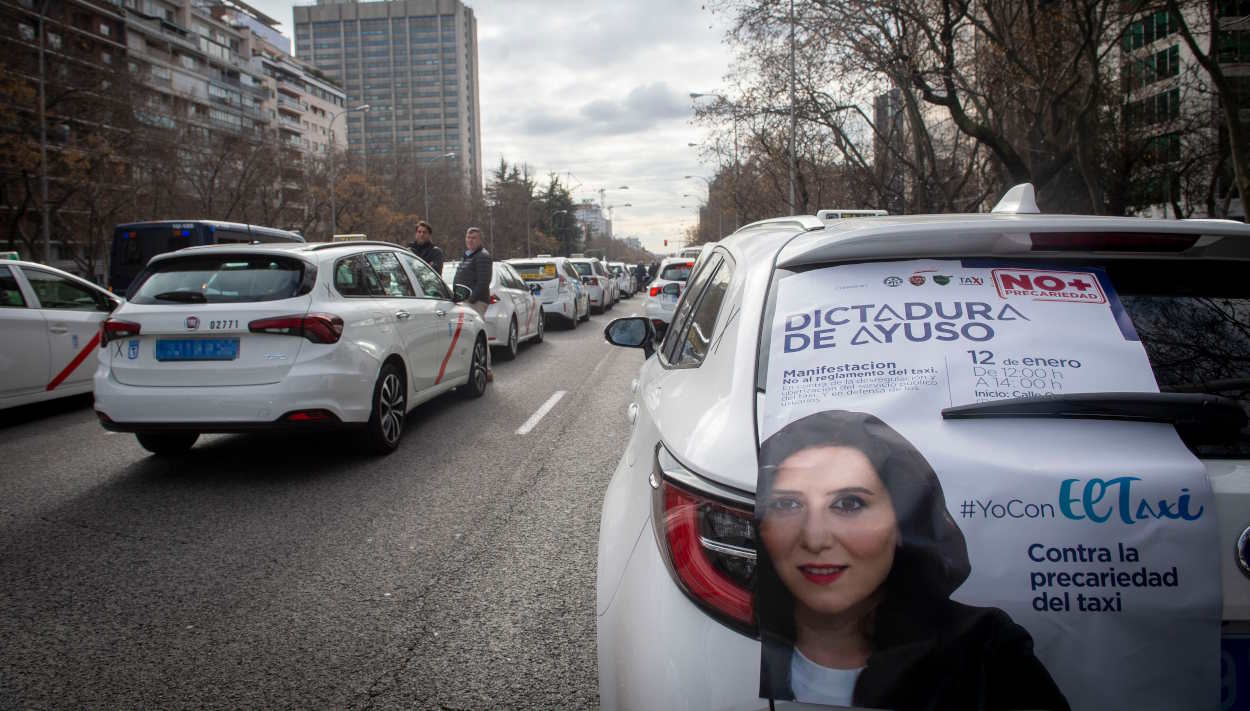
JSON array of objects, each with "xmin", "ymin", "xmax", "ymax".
[{"xmin": 761, "ymin": 446, "xmax": 900, "ymax": 618}]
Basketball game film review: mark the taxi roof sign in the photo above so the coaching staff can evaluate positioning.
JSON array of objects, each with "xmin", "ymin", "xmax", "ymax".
[
  {"xmin": 332, "ymin": 233, "xmax": 367, "ymax": 242},
  {"xmin": 0, "ymin": 251, "xmax": 19, "ymax": 260}
]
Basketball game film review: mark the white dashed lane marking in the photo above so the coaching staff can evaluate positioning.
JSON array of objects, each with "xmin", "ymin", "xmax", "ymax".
[{"xmin": 516, "ymin": 390, "xmax": 567, "ymax": 435}]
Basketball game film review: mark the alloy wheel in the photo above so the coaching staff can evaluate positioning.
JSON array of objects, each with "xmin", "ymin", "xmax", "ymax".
[{"xmin": 378, "ymin": 371, "xmax": 405, "ymax": 445}]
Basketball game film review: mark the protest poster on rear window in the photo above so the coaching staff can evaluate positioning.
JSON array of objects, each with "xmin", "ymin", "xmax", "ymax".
[{"xmin": 755, "ymin": 259, "xmax": 1218, "ymax": 711}]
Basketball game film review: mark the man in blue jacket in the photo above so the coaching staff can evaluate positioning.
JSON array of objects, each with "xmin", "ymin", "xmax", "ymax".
[{"xmin": 454, "ymin": 226, "xmax": 493, "ymax": 380}]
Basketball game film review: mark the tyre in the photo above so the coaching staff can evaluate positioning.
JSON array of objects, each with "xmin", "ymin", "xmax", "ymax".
[
  {"xmin": 568, "ymin": 309, "xmax": 579, "ymax": 330},
  {"xmin": 135, "ymin": 431, "xmax": 198, "ymax": 456},
  {"xmin": 363, "ymin": 361, "xmax": 406, "ymax": 455},
  {"xmin": 533, "ymin": 309, "xmax": 544, "ymax": 343},
  {"xmin": 461, "ymin": 335, "xmax": 488, "ymax": 398},
  {"xmin": 580, "ymin": 303, "xmax": 591, "ymax": 322},
  {"xmin": 498, "ymin": 318, "xmax": 518, "ymax": 361}
]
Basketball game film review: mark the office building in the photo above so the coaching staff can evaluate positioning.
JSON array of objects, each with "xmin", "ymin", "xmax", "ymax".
[{"xmin": 293, "ymin": 0, "xmax": 484, "ymax": 192}]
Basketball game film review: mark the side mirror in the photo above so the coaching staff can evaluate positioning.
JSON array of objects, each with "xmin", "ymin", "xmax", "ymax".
[
  {"xmin": 452, "ymin": 284, "xmax": 472, "ymax": 303},
  {"xmin": 604, "ymin": 317, "xmax": 655, "ymax": 359}
]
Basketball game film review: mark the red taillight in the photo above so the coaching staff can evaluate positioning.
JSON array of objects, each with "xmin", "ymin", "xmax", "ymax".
[
  {"xmin": 99, "ymin": 318, "xmax": 141, "ymax": 346},
  {"xmin": 649, "ymin": 286, "xmax": 661, "ymax": 297},
  {"xmin": 489, "ymin": 293, "xmax": 500, "ymax": 304},
  {"xmin": 284, "ymin": 409, "xmax": 339, "ymax": 422},
  {"xmin": 685, "ymin": 261, "xmax": 695, "ymax": 268},
  {"xmin": 249, "ymin": 313, "xmax": 344, "ymax": 344},
  {"xmin": 652, "ymin": 451, "xmax": 755, "ymax": 632},
  {"xmin": 1029, "ymin": 232, "xmax": 1199, "ymax": 252}
]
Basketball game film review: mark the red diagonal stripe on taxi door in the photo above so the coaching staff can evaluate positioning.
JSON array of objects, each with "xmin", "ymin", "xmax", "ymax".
[
  {"xmin": 47, "ymin": 332, "xmax": 101, "ymax": 391},
  {"xmin": 434, "ymin": 314, "xmax": 465, "ymax": 385}
]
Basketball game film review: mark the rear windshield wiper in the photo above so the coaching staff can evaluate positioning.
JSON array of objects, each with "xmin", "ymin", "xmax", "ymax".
[
  {"xmin": 153, "ymin": 291, "xmax": 207, "ymax": 303},
  {"xmin": 942, "ymin": 392, "xmax": 1247, "ymax": 443}
]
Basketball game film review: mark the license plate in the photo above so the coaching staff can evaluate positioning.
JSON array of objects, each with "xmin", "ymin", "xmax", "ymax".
[
  {"xmin": 1224, "ymin": 633, "xmax": 1250, "ymax": 709},
  {"xmin": 155, "ymin": 338, "xmax": 240, "ymax": 361}
]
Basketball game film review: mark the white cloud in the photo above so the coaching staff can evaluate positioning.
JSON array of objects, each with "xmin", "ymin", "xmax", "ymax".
[{"xmin": 263, "ymin": 0, "xmax": 736, "ymax": 252}]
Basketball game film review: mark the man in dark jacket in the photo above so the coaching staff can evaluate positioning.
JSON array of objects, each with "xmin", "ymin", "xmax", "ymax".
[
  {"xmin": 634, "ymin": 263, "xmax": 648, "ymax": 287},
  {"xmin": 454, "ymin": 226, "xmax": 493, "ymax": 379},
  {"xmin": 408, "ymin": 220, "xmax": 443, "ymax": 274}
]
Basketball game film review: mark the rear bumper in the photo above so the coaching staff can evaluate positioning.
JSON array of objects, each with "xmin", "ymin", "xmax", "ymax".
[
  {"xmin": 541, "ymin": 293, "xmax": 577, "ymax": 321},
  {"xmin": 93, "ymin": 359, "xmax": 376, "ymax": 427},
  {"xmin": 96, "ymin": 412, "xmax": 354, "ymax": 434}
]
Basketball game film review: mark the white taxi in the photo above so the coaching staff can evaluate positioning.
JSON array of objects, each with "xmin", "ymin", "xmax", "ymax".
[
  {"xmin": 642, "ymin": 256, "xmax": 696, "ymax": 338},
  {"xmin": 94, "ymin": 241, "xmax": 487, "ymax": 455},
  {"xmin": 441, "ymin": 260, "xmax": 544, "ymax": 360},
  {"xmin": 507, "ymin": 257, "xmax": 590, "ymax": 328},
  {"xmin": 599, "ymin": 186, "xmax": 1250, "ymax": 709},
  {"xmin": 1, "ymin": 260, "xmax": 121, "ymax": 410}
]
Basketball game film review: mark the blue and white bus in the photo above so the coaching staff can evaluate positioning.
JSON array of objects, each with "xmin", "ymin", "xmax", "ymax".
[{"xmin": 109, "ymin": 220, "xmax": 304, "ymax": 295}]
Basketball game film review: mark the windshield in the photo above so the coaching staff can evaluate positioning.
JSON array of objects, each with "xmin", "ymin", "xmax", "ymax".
[
  {"xmin": 511, "ymin": 262, "xmax": 558, "ymax": 281},
  {"xmin": 129, "ymin": 255, "xmax": 307, "ymax": 304},
  {"xmin": 659, "ymin": 263, "xmax": 693, "ymax": 281}
]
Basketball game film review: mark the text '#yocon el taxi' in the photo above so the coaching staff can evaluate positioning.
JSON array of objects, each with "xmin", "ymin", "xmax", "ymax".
[{"xmin": 782, "ymin": 301, "xmax": 1030, "ymax": 353}]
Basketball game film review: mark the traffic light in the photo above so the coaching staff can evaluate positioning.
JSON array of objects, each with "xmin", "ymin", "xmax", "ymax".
[{"xmin": 663, "ymin": 239, "xmax": 668, "ymax": 246}]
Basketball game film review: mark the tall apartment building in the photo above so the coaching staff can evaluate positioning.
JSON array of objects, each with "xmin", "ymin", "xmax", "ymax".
[
  {"xmin": 292, "ymin": 0, "xmax": 484, "ymax": 192},
  {"xmin": 574, "ymin": 200, "xmax": 609, "ymax": 239},
  {"xmin": 120, "ymin": 0, "xmax": 346, "ymax": 154}
]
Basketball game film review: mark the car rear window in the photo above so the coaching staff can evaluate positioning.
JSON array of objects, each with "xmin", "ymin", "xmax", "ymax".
[
  {"xmin": 759, "ymin": 257, "xmax": 1250, "ymax": 458},
  {"xmin": 660, "ymin": 263, "xmax": 693, "ymax": 281},
  {"xmin": 571, "ymin": 262, "xmax": 593, "ymax": 276},
  {"xmin": 511, "ymin": 262, "xmax": 558, "ymax": 281},
  {"xmin": 129, "ymin": 255, "xmax": 308, "ymax": 304}
]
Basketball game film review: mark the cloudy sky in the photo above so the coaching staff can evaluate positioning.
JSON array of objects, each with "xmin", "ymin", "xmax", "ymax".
[{"xmin": 255, "ymin": 0, "xmax": 739, "ymax": 253}]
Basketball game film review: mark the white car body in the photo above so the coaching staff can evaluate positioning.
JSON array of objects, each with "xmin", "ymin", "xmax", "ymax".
[
  {"xmin": 642, "ymin": 256, "xmax": 697, "ymax": 336},
  {"xmin": 442, "ymin": 260, "xmax": 543, "ymax": 359},
  {"xmin": 569, "ymin": 257, "xmax": 617, "ymax": 312},
  {"xmin": 598, "ymin": 199, "xmax": 1250, "ymax": 709},
  {"xmin": 1, "ymin": 260, "xmax": 122, "ymax": 410},
  {"xmin": 507, "ymin": 257, "xmax": 590, "ymax": 327},
  {"xmin": 94, "ymin": 241, "xmax": 487, "ymax": 453},
  {"xmin": 608, "ymin": 262, "xmax": 635, "ymax": 297}
]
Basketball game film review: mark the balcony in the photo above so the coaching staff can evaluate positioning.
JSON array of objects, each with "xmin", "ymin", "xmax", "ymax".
[
  {"xmin": 277, "ymin": 95, "xmax": 303, "ymax": 113},
  {"xmin": 276, "ymin": 75, "xmax": 303, "ymax": 95},
  {"xmin": 278, "ymin": 115, "xmax": 302, "ymax": 131}
]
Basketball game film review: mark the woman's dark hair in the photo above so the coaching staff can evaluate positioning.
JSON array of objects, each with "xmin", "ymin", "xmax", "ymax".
[{"xmin": 754, "ymin": 410, "xmax": 970, "ymax": 646}]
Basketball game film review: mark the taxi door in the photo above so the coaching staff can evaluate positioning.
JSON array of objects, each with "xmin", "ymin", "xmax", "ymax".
[
  {"xmin": 500, "ymin": 264, "xmax": 536, "ymax": 338},
  {"xmin": 0, "ymin": 264, "xmax": 49, "ymax": 403},
  {"xmin": 397, "ymin": 253, "xmax": 462, "ymax": 391},
  {"xmin": 17, "ymin": 265, "xmax": 114, "ymax": 394}
]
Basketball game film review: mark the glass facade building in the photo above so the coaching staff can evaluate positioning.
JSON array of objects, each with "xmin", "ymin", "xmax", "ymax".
[{"xmin": 293, "ymin": 0, "xmax": 482, "ymax": 192}]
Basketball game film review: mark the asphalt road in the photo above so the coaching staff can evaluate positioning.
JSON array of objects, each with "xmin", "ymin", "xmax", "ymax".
[{"xmin": 0, "ymin": 301, "xmax": 647, "ymax": 709}]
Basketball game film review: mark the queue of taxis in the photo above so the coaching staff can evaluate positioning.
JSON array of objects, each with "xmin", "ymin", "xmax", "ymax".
[{"xmin": 1, "ymin": 260, "xmax": 122, "ymax": 410}]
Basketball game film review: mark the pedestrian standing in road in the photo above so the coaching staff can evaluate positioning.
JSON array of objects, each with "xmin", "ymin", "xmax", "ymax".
[
  {"xmin": 409, "ymin": 220, "xmax": 444, "ymax": 275},
  {"xmin": 454, "ymin": 226, "xmax": 493, "ymax": 380},
  {"xmin": 635, "ymin": 263, "xmax": 648, "ymax": 288}
]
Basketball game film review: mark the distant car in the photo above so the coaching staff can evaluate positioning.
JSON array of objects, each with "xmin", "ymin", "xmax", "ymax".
[
  {"xmin": 642, "ymin": 256, "xmax": 696, "ymax": 338},
  {"xmin": 608, "ymin": 262, "xmax": 635, "ymax": 298},
  {"xmin": 1, "ymin": 260, "xmax": 122, "ymax": 410},
  {"xmin": 94, "ymin": 241, "xmax": 488, "ymax": 456},
  {"xmin": 597, "ymin": 189, "xmax": 1250, "ymax": 709},
  {"xmin": 441, "ymin": 260, "xmax": 543, "ymax": 360},
  {"xmin": 569, "ymin": 257, "xmax": 617, "ymax": 313},
  {"xmin": 507, "ymin": 256, "xmax": 590, "ymax": 329}
]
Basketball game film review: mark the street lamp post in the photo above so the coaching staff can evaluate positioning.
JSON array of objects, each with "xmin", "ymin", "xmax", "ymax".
[
  {"xmin": 606, "ymin": 203, "xmax": 631, "ymax": 252},
  {"xmin": 597, "ymin": 185, "xmax": 628, "ymax": 238},
  {"xmin": 550, "ymin": 208, "xmax": 570, "ymax": 255},
  {"xmin": 422, "ymin": 151, "xmax": 456, "ymax": 225},
  {"xmin": 328, "ymin": 103, "xmax": 369, "ymax": 236}
]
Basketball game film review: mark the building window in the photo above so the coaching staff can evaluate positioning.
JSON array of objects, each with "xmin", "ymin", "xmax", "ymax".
[
  {"xmin": 18, "ymin": 22, "xmax": 35, "ymax": 41},
  {"xmin": 1218, "ymin": 30, "xmax": 1250, "ymax": 64}
]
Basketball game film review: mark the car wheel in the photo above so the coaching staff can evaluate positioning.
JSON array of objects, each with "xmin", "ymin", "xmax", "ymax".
[
  {"xmin": 568, "ymin": 310, "xmax": 579, "ymax": 329},
  {"xmin": 533, "ymin": 309, "xmax": 544, "ymax": 343},
  {"xmin": 364, "ymin": 361, "xmax": 406, "ymax": 455},
  {"xmin": 135, "ymin": 431, "xmax": 198, "ymax": 456},
  {"xmin": 580, "ymin": 304, "xmax": 591, "ymax": 322},
  {"xmin": 461, "ymin": 335, "xmax": 488, "ymax": 398},
  {"xmin": 499, "ymin": 318, "xmax": 518, "ymax": 361}
]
